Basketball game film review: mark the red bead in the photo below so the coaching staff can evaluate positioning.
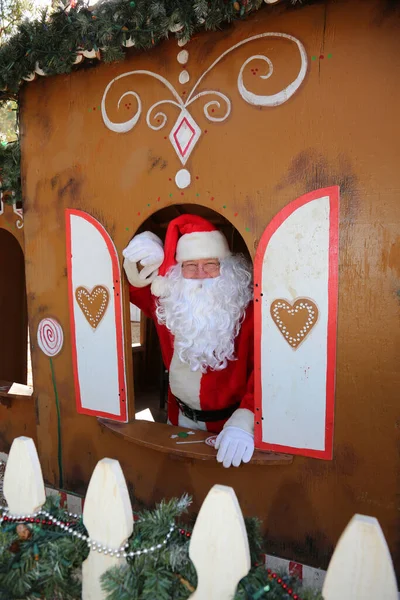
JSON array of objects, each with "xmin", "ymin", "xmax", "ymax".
[
  {"xmin": 186, "ymin": 532, "xmax": 191, "ymax": 538},
  {"xmin": 277, "ymin": 578, "xmax": 282, "ymax": 583},
  {"xmin": 283, "ymin": 583, "xmax": 287, "ymax": 589},
  {"xmin": 35, "ymin": 519, "xmax": 40, "ymax": 523},
  {"xmin": 272, "ymin": 573, "xmax": 277, "ymax": 579},
  {"xmin": 3, "ymin": 516, "xmax": 8, "ymax": 521},
  {"xmin": 293, "ymin": 595, "xmax": 298, "ymax": 600},
  {"xmin": 288, "ymin": 590, "xmax": 293, "ymax": 596},
  {"xmin": 267, "ymin": 568, "xmax": 271, "ymax": 574},
  {"xmin": 30, "ymin": 518, "xmax": 34, "ymax": 522}
]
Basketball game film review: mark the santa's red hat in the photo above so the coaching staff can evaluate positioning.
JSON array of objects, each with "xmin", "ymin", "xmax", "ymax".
[{"xmin": 151, "ymin": 214, "xmax": 231, "ymax": 296}]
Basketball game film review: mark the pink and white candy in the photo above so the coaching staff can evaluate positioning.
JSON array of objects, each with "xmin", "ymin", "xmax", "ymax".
[{"xmin": 37, "ymin": 318, "xmax": 64, "ymax": 357}]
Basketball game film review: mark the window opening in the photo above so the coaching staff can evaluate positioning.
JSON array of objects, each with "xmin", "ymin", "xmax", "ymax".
[
  {"xmin": 127, "ymin": 204, "xmax": 251, "ymax": 425},
  {"xmin": 0, "ymin": 228, "xmax": 28, "ymax": 386}
]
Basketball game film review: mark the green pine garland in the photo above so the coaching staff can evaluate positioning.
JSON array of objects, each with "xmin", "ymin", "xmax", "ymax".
[
  {"xmin": 0, "ymin": 495, "xmax": 88, "ymax": 600},
  {"xmin": 0, "ymin": 0, "xmax": 313, "ymax": 95},
  {"xmin": 0, "ymin": 140, "xmax": 21, "ymax": 205},
  {"xmin": 0, "ymin": 491, "xmax": 323, "ymax": 600},
  {"xmin": 0, "ymin": 0, "xmax": 259, "ymax": 92}
]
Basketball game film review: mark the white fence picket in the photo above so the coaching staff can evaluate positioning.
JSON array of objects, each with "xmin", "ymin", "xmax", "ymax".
[
  {"xmin": 322, "ymin": 514, "xmax": 398, "ymax": 600},
  {"xmin": 189, "ymin": 484, "xmax": 250, "ymax": 600},
  {"xmin": 3, "ymin": 436, "xmax": 46, "ymax": 515},
  {"xmin": 82, "ymin": 458, "xmax": 134, "ymax": 600}
]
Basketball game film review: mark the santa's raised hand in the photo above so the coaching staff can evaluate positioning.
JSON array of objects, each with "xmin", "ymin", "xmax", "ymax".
[{"xmin": 123, "ymin": 231, "xmax": 164, "ymax": 287}]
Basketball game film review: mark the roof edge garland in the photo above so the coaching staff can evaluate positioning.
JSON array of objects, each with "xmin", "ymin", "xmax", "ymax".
[{"xmin": 0, "ymin": 0, "xmax": 305, "ymax": 97}]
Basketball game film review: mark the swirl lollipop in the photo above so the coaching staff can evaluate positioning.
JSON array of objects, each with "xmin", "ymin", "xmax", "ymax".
[
  {"xmin": 37, "ymin": 318, "xmax": 64, "ymax": 487},
  {"xmin": 37, "ymin": 318, "xmax": 64, "ymax": 357}
]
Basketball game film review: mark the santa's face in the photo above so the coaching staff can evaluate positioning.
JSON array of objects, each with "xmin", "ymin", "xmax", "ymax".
[
  {"xmin": 181, "ymin": 258, "xmax": 220, "ymax": 279},
  {"xmin": 155, "ymin": 255, "xmax": 252, "ymax": 373}
]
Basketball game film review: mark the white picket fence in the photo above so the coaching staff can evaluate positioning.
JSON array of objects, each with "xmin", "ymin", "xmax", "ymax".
[{"xmin": 1, "ymin": 436, "xmax": 398, "ymax": 600}]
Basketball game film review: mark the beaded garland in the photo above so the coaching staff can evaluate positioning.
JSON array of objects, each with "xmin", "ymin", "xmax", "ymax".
[
  {"xmin": 0, "ymin": 506, "xmax": 175, "ymax": 558},
  {"xmin": 267, "ymin": 569, "xmax": 302, "ymax": 599},
  {"xmin": 0, "ymin": 506, "xmax": 303, "ymax": 599}
]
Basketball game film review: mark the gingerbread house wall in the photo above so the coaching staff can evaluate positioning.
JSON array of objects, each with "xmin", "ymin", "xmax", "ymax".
[{"xmin": 15, "ymin": 0, "xmax": 400, "ymax": 573}]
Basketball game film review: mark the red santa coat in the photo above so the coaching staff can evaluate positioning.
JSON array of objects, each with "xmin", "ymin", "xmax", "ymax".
[{"xmin": 129, "ymin": 284, "xmax": 254, "ymax": 434}]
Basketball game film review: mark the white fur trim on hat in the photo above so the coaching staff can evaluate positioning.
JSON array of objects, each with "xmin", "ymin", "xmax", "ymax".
[
  {"xmin": 224, "ymin": 408, "xmax": 254, "ymax": 435},
  {"xmin": 151, "ymin": 275, "xmax": 168, "ymax": 297},
  {"xmin": 176, "ymin": 230, "xmax": 231, "ymax": 263}
]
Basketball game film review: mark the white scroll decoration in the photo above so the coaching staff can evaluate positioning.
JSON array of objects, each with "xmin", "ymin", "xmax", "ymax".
[
  {"xmin": 13, "ymin": 203, "xmax": 24, "ymax": 229},
  {"xmin": 0, "ymin": 193, "xmax": 24, "ymax": 229},
  {"xmin": 101, "ymin": 32, "xmax": 307, "ymax": 185}
]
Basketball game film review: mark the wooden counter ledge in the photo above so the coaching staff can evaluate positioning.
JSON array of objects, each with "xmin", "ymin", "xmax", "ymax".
[
  {"xmin": 99, "ymin": 419, "xmax": 293, "ymax": 465},
  {"xmin": 0, "ymin": 380, "xmax": 33, "ymax": 407}
]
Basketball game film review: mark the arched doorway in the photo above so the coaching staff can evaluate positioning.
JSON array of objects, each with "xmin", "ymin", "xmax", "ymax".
[
  {"xmin": 129, "ymin": 204, "xmax": 251, "ymax": 423},
  {"xmin": 0, "ymin": 228, "xmax": 28, "ymax": 384}
]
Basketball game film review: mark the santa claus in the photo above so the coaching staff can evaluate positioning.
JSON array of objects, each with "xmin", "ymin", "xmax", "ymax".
[{"xmin": 123, "ymin": 214, "xmax": 255, "ymax": 468}]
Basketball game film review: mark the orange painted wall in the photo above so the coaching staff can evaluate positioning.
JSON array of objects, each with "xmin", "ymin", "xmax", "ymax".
[{"xmin": 14, "ymin": 0, "xmax": 400, "ymax": 573}]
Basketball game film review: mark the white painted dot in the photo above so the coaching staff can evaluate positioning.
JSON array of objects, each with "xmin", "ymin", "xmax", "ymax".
[
  {"xmin": 179, "ymin": 70, "xmax": 190, "ymax": 85},
  {"xmin": 178, "ymin": 38, "xmax": 188, "ymax": 47},
  {"xmin": 175, "ymin": 169, "xmax": 191, "ymax": 189},
  {"xmin": 177, "ymin": 50, "xmax": 189, "ymax": 65}
]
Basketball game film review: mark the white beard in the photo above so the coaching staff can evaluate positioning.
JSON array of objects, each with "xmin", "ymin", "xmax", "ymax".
[{"xmin": 155, "ymin": 255, "xmax": 253, "ymax": 373}]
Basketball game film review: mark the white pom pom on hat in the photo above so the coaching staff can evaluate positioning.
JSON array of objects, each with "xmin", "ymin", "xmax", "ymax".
[{"xmin": 151, "ymin": 214, "xmax": 231, "ymax": 297}]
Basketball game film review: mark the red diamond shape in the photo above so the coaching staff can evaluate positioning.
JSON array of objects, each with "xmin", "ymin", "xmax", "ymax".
[{"xmin": 173, "ymin": 117, "xmax": 196, "ymax": 158}]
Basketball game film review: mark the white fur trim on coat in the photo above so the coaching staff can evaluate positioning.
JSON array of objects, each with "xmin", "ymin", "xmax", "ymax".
[
  {"xmin": 176, "ymin": 230, "xmax": 231, "ymax": 262},
  {"xmin": 169, "ymin": 349, "xmax": 202, "ymax": 410},
  {"xmin": 224, "ymin": 408, "xmax": 254, "ymax": 435},
  {"xmin": 123, "ymin": 258, "xmax": 158, "ymax": 288},
  {"xmin": 150, "ymin": 275, "xmax": 167, "ymax": 297}
]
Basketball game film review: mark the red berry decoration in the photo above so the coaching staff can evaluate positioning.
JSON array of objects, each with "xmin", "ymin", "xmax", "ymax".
[
  {"xmin": 277, "ymin": 578, "xmax": 282, "ymax": 584},
  {"xmin": 267, "ymin": 569, "xmax": 271, "ymax": 574},
  {"xmin": 288, "ymin": 590, "xmax": 293, "ymax": 596},
  {"xmin": 272, "ymin": 573, "xmax": 277, "ymax": 579},
  {"xmin": 282, "ymin": 583, "xmax": 287, "ymax": 589}
]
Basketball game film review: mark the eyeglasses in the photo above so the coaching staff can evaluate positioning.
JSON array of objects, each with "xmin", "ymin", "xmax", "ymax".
[{"xmin": 181, "ymin": 261, "xmax": 220, "ymax": 276}]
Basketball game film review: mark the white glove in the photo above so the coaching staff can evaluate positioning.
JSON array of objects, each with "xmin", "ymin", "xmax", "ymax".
[
  {"xmin": 123, "ymin": 231, "xmax": 164, "ymax": 280},
  {"xmin": 215, "ymin": 426, "xmax": 254, "ymax": 468}
]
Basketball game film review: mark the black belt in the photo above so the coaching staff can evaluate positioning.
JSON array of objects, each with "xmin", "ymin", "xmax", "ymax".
[{"xmin": 174, "ymin": 397, "xmax": 240, "ymax": 423}]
